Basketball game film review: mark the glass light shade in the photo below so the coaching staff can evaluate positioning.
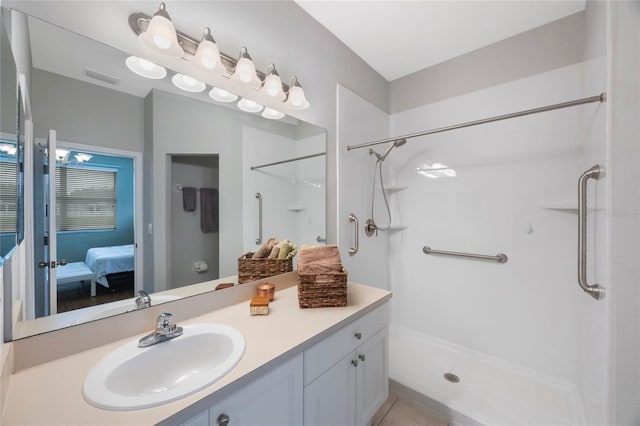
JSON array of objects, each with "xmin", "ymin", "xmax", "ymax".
[
  {"xmin": 55, "ymin": 149, "xmax": 69, "ymax": 161},
  {"xmin": 260, "ymin": 73, "xmax": 285, "ymax": 101},
  {"xmin": 285, "ymin": 85, "xmax": 310, "ymax": 110},
  {"xmin": 237, "ymin": 98, "xmax": 264, "ymax": 113},
  {"xmin": 193, "ymin": 28, "xmax": 224, "ymax": 74},
  {"xmin": 138, "ymin": 4, "xmax": 184, "ymax": 57},
  {"xmin": 231, "ymin": 48, "xmax": 261, "ymax": 89},
  {"xmin": 125, "ymin": 56, "xmax": 167, "ymax": 79},
  {"xmin": 209, "ymin": 87, "xmax": 238, "ymax": 103},
  {"xmin": 75, "ymin": 153, "xmax": 93, "ymax": 163},
  {"xmin": 171, "ymin": 73, "xmax": 206, "ymax": 93},
  {"xmin": 261, "ymin": 108, "xmax": 285, "ymax": 120}
]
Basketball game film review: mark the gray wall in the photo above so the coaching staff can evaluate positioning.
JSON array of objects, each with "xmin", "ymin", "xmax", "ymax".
[
  {"xmin": 30, "ymin": 68, "xmax": 144, "ymax": 150},
  {"xmin": 389, "ymin": 11, "xmax": 586, "ymax": 113},
  {"xmin": 171, "ymin": 156, "xmax": 219, "ymax": 287}
]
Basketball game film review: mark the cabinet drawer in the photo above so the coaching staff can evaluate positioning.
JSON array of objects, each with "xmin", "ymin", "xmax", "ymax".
[{"xmin": 304, "ymin": 302, "xmax": 389, "ymax": 386}]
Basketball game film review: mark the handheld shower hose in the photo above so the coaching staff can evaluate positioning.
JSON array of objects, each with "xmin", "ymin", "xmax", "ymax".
[{"xmin": 367, "ymin": 139, "xmax": 406, "ymax": 234}]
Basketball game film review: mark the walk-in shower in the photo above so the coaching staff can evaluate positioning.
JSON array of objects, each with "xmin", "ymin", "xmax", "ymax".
[{"xmin": 365, "ymin": 138, "xmax": 406, "ymax": 236}]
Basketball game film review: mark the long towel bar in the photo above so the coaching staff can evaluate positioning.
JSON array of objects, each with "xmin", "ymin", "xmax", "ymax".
[{"xmin": 422, "ymin": 246, "xmax": 508, "ymax": 263}]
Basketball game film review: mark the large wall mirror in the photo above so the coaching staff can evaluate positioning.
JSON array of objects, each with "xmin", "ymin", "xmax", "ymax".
[
  {"xmin": 0, "ymin": 7, "xmax": 25, "ymax": 264},
  {"xmin": 5, "ymin": 8, "xmax": 326, "ymax": 340}
]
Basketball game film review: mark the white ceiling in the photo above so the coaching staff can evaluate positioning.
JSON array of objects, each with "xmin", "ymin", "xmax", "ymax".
[{"xmin": 295, "ymin": 1, "xmax": 586, "ymax": 81}]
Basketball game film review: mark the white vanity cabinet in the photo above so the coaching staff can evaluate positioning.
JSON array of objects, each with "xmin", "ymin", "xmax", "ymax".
[
  {"xmin": 303, "ymin": 303, "xmax": 389, "ymax": 426},
  {"xmin": 181, "ymin": 353, "xmax": 303, "ymax": 426}
]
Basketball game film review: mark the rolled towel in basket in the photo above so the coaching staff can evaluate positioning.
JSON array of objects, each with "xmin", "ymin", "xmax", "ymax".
[
  {"xmin": 253, "ymin": 237, "xmax": 278, "ymax": 258},
  {"xmin": 297, "ymin": 245, "xmax": 343, "ymax": 275}
]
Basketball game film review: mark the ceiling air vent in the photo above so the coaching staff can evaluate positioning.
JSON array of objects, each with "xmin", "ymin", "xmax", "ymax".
[{"xmin": 83, "ymin": 68, "xmax": 120, "ymax": 85}]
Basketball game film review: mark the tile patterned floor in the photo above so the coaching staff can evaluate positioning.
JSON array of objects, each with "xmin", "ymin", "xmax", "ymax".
[{"xmin": 373, "ymin": 393, "xmax": 448, "ymax": 426}]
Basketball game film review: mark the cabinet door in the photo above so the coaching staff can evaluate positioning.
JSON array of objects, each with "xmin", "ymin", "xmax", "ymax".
[
  {"xmin": 304, "ymin": 353, "xmax": 357, "ymax": 426},
  {"xmin": 355, "ymin": 326, "xmax": 388, "ymax": 426},
  {"xmin": 209, "ymin": 354, "xmax": 303, "ymax": 426}
]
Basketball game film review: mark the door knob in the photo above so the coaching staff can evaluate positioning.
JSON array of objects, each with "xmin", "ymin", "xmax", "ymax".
[
  {"xmin": 38, "ymin": 262, "xmax": 48, "ymax": 268},
  {"xmin": 354, "ymin": 332, "xmax": 362, "ymax": 340},
  {"xmin": 359, "ymin": 354, "xmax": 366, "ymax": 362},
  {"xmin": 351, "ymin": 359, "xmax": 359, "ymax": 367},
  {"xmin": 217, "ymin": 413, "xmax": 230, "ymax": 426},
  {"xmin": 57, "ymin": 259, "xmax": 67, "ymax": 266}
]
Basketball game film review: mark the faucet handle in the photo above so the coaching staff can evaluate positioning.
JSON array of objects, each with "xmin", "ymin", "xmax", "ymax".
[
  {"xmin": 135, "ymin": 290, "xmax": 151, "ymax": 308},
  {"xmin": 156, "ymin": 313, "xmax": 174, "ymax": 331}
]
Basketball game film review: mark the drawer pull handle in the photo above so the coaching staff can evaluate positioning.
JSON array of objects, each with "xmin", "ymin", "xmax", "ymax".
[
  {"xmin": 217, "ymin": 413, "xmax": 230, "ymax": 426},
  {"xmin": 354, "ymin": 332, "xmax": 362, "ymax": 340},
  {"xmin": 351, "ymin": 359, "xmax": 359, "ymax": 367},
  {"xmin": 358, "ymin": 354, "xmax": 366, "ymax": 362}
]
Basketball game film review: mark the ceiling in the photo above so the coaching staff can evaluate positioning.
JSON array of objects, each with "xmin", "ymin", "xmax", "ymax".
[{"xmin": 295, "ymin": 1, "xmax": 586, "ymax": 81}]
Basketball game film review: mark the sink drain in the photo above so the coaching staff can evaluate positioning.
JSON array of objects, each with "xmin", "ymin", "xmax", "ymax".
[{"xmin": 444, "ymin": 372, "xmax": 460, "ymax": 383}]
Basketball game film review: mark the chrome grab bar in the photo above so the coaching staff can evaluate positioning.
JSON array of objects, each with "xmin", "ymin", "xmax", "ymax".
[
  {"xmin": 578, "ymin": 165, "xmax": 605, "ymax": 300},
  {"xmin": 348, "ymin": 213, "xmax": 359, "ymax": 256},
  {"xmin": 422, "ymin": 246, "xmax": 508, "ymax": 263},
  {"xmin": 255, "ymin": 192, "xmax": 262, "ymax": 245},
  {"xmin": 316, "ymin": 236, "xmax": 327, "ymax": 243}
]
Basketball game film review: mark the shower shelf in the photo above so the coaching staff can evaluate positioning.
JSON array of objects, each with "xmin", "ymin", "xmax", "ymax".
[
  {"xmin": 379, "ymin": 185, "xmax": 407, "ymax": 192},
  {"xmin": 287, "ymin": 206, "xmax": 307, "ymax": 212},
  {"xmin": 538, "ymin": 200, "xmax": 578, "ymax": 211}
]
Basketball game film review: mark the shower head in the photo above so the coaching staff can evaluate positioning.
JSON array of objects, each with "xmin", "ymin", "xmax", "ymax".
[{"xmin": 378, "ymin": 138, "xmax": 407, "ymax": 162}]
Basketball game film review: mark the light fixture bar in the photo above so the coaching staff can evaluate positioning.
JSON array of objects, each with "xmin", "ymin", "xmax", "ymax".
[{"xmin": 128, "ymin": 12, "xmax": 290, "ymax": 91}]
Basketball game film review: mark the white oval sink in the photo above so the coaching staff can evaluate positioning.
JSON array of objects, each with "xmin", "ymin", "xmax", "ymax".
[
  {"xmin": 83, "ymin": 323, "xmax": 245, "ymax": 410},
  {"xmin": 74, "ymin": 295, "xmax": 181, "ymax": 324}
]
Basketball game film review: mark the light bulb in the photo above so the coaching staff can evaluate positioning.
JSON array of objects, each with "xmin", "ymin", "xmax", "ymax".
[
  {"xmin": 138, "ymin": 3, "xmax": 184, "ymax": 57},
  {"xmin": 193, "ymin": 28, "xmax": 224, "ymax": 74},
  {"xmin": 285, "ymin": 77, "xmax": 310, "ymax": 110},
  {"xmin": 231, "ymin": 48, "xmax": 260, "ymax": 88},
  {"xmin": 236, "ymin": 59, "xmax": 255, "ymax": 83}
]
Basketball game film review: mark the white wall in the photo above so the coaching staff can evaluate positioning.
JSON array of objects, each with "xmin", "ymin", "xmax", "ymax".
[
  {"xmin": 388, "ymin": 64, "xmax": 586, "ymax": 382},
  {"xmin": 606, "ymin": 1, "xmax": 640, "ymax": 424},
  {"xmin": 576, "ymin": 2, "xmax": 609, "ymax": 424},
  {"xmin": 337, "ymin": 86, "xmax": 390, "ymax": 290}
]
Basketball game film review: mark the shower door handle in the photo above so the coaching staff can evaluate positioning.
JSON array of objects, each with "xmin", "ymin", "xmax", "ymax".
[
  {"xmin": 348, "ymin": 213, "xmax": 359, "ymax": 256},
  {"xmin": 578, "ymin": 165, "xmax": 605, "ymax": 300},
  {"xmin": 255, "ymin": 192, "xmax": 262, "ymax": 245}
]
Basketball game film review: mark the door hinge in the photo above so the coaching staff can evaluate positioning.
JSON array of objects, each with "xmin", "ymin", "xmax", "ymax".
[
  {"xmin": 43, "ymin": 236, "xmax": 49, "ymax": 246},
  {"xmin": 19, "ymin": 162, "xmax": 23, "ymax": 173},
  {"xmin": 43, "ymin": 164, "xmax": 49, "ymax": 174}
]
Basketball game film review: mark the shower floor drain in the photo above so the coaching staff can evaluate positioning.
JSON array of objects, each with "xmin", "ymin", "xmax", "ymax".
[{"xmin": 444, "ymin": 372, "xmax": 460, "ymax": 383}]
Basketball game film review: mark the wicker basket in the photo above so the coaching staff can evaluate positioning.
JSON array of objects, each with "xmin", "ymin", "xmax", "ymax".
[
  {"xmin": 298, "ymin": 268, "xmax": 348, "ymax": 308},
  {"xmin": 238, "ymin": 252, "xmax": 293, "ymax": 284}
]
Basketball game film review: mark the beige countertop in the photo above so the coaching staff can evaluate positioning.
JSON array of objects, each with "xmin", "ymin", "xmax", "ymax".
[{"xmin": 3, "ymin": 281, "xmax": 391, "ymax": 425}]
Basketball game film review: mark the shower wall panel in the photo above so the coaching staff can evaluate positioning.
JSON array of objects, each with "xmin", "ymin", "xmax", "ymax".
[{"xmin": 388, "ymin": 63, "xmax": 588, "ymax": 383}]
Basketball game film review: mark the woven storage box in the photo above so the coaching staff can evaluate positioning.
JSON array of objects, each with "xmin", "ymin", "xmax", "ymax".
[
  {"xmin": 238, "ymin": 252, "xmax": 293, "ymax": 284},
  {"xmin": 298, "ymin": 268, "xmax": 348, "ymax": 308}
]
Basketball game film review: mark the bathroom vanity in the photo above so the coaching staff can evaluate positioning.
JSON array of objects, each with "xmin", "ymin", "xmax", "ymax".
[{"xmin": 2, "ymin": 275, "xmax": 391, "ymax": 425}]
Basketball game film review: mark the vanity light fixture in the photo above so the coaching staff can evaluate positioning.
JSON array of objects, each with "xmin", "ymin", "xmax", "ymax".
[
  {"xmin": 129, "ymin": 3, "xmax": 310, "ymax": 117},
  {"xmin": 138, "ymin": 2, "xmax": 184, "ymax": 57},
  {"xmin": 237, "ymin": 98, "xmax": 264, "ymax": 113},
  {"xmin": 172, "ymin": 73, "xmax": 206, "ymax": 92},
  {"xmin": 125, "ymin": 56, "xmax": 167, "ymax": 79},
  {"xmin": 262, "ymin": 108, "xmax": 285, "ymax": 120},
  {"xmin": 259, "ymin": 64, "xmax": 286, "ymax": 101},
  {"xmin": 285, "ymin": 76, "xmax": 310, "ymax": 110},
  {"xmin": 209, "ymin": 87, "xmax": 238, "ymax": 103},
  {"xmin": 193, "ymin": 27, "xmax": 224, "ymax": 75}
]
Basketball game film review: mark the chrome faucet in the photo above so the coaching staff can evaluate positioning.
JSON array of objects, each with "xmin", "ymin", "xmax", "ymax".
[
  {"xmin": 135, "ymin": 290, "xmax": 151, "ymax": 309},
  {"xmin": 138, "ymin": 313, "xmax": 183, "ymax": 348}
]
